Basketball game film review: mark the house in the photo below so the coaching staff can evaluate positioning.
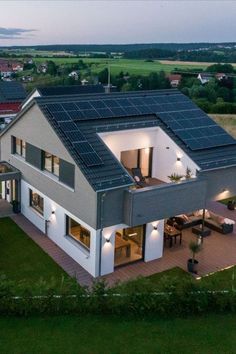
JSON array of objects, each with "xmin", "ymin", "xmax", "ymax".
[
  {"xmin": 12, "ymin": 62, "xmax": 24, "ymax": 72},
  {"xmin": 1, "ymin": 89, "xmax": 236, "ymax": 278},
  {"xmin": 197, "ymin": 73, "xmax": 213, "ymax": 84},
  {"xmin": 0, "ymin": 64, "xmax": 14, "ymax": 79},
  {"xmin": 215, "ymin": 73, "xmax": 227, "ymax": 81},
  {"xmin": 68, "ymin": 71, "xmax": 79, "ymax": 80},
  {"xmin": 167, "ymin": 74, "xmax": 182, "ymax": 88},
  {"xmin": 21, "ymin": 84, "xmax": 106, "ymax": 109},
  {"xmin": 37, "ymin": 63, "xmax": 48, "ymax": 74},
  {"xmin": 0, "ymin": 81, "xmax": 26, "ymax": 128}
]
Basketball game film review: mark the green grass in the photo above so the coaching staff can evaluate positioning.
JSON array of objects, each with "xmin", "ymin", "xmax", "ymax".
[
  {"xmin": 218, "ymin": 197, "xmax": 236, "ymax": 205},
  {"xmin": 0, "ymin": 314, "xmax": 236, "ymax": 354},
  {"xmin": 32, "ymin": 57, "xmax": 208, "ymax": 75},
  {"xmin": 0, "ymin": 217, "xmax": 67, "ymax": 283}
]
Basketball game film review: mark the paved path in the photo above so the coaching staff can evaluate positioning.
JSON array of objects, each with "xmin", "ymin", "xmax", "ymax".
[
  {"xmin": 0, "ymin": 199, "xmax": 14, "ymax": 218},
  {"xmin": 11, "ymin": 214, "xmax": 94, "ymax": 287}
]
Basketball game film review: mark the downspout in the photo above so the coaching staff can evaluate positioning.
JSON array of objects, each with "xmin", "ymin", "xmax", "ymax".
[{"xmin": 99, "ymin": 192, "xmax": 106, "ymax": 276}]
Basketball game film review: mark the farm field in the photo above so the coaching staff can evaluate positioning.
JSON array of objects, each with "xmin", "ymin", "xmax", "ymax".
[
  {"xmin": 32, "ymin": 57, "xmax": 209, "ymax": 75},
  {"xmin": 210, "ymin": 114, "xmax": 236, "ymax": 138}
]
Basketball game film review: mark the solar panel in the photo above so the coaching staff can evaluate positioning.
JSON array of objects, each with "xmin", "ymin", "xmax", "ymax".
[
  {"xmin": 66, "ymin": 130, "xmax": 86, "ymax": 142},
  {"xmin": 79, "ymin": 152, "xmax": 103, "ymax": 167},
  {"xmin": 73, "ymin": 142, "xmax": 94, "ymax": 153}
]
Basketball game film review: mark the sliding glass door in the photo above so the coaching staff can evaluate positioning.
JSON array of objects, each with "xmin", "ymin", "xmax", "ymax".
[{"xmin": 121, "ymin": 148, "xmax": 153, "ymax": 177}]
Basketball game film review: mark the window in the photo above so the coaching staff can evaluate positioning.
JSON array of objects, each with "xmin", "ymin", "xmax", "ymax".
[
  {"xmin": 15, "ymin": 138, "xmax": 26, "ymax": 158},
  {"xmin": 29, "ymin": 189, "xmax": 44, "ymax": 215},
  {"xmin": 66, "ymin": 216, "xmax": 90, "ymax": 251},
  {"xmin": 44, "ymin": 151, "xmax": 59, "ymax": 177}
]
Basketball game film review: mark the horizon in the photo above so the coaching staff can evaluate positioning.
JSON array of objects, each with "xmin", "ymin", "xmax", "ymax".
[{"xmin": 1, "ymin": 1, "xmax": 236, "ymax": 46}]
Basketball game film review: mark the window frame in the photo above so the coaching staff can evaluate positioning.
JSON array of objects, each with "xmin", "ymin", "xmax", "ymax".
[
  {"xmin": 15, "ymin": 137, "xmax": 26, "ymax": 158},
  {"xmin": 66, "ymin": 215, "xmax": 91, "ymax": 251},
  {"xmin": 29, "ymin": 189, "xmax": 44, "ymax": 216},
  {"xmin": 44, "ymin": 151, "xmax": 59, "ymax": 177}
]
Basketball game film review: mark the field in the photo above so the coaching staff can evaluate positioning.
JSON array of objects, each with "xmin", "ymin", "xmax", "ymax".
[
  {"xmin": 1, "ymin": 314, "xmax": 236, "ymax": 354},
  {"xmin": 210, "ymin": 114, "xmax": 236, "ymax": 138},
  {"xmin": 32, "ymin": 57, "xmax": 209, "ymax": 75}
]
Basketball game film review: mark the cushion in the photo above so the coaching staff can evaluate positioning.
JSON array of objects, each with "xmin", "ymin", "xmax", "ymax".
[
  {"xmin": 177, "ymin": 214, "xmax": 189, "ymax": 222},
  {"xmin": 224, "ymin": 218, "xmax": 235, "ymax": 225},
  {"xmin": 209, "ymin": 211, "xmax": 225, "ymax": 225},
  {"xmin": 134, "ymin": 176, "xmax": 140, "ymax": 182}
]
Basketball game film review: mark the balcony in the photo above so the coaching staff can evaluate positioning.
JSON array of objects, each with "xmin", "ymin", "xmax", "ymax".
[{"xmin": 124, "ymin": 177, "xmax": 207, "ymax": 227}]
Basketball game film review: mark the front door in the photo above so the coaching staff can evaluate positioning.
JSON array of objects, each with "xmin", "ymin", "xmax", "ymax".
[{"xmin": 114, "ymin": 225, "xmax": 145, "ymax": 267}]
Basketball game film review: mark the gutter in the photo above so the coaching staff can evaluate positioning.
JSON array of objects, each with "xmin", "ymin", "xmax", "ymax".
[{"xmin": 98, "ymin": 192, "xmax": 106, "ymax": 277}]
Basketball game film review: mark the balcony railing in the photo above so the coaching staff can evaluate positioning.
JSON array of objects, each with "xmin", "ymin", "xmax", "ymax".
[{"xmin": 124, "ymin": 177, "xmax": 207, "ymax": 227}]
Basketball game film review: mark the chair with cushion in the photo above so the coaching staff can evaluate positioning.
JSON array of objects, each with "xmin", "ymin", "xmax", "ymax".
[{"xmin": 131, "ymin": 168, "xmax": 148, "ymax": 188}]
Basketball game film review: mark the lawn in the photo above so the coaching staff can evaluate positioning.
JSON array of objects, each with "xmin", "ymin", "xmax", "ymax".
[
  {"xmin": 32, "ymin": 57, "xmax": 208, "ymax": 75},
  {"xmin": 0, "ymin": 314, "xmax": 236, "ymax": 354},
  {"xmin": 0, "ymin": 217, "xmax": 67, "ymax": 283}
]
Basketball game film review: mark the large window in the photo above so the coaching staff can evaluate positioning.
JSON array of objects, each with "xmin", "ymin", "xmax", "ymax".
[
  {"xmin": 15, "ymin": 138, "xmax": 26, "ymax": 158},
  {"xmin": 29, "ymin": 189, "xmax": 44, "ymax": 215},
  {"xmin": 66, "ymin": 216, "xmax": 90, "ymax": 251},
  {"xmin": 44, "ymin": 151, "xmax": 59, "ymax": 177}
]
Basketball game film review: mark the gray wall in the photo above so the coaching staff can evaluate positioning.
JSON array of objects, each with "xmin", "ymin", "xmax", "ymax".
[
  {"xmin": 199, "ymin": 166, "xmax": 236, "ymax": 201},
  {"xmin": 123, "ymin": 179, "xmax": 207, "ymax": 227},
  {"xmin": 0, "ymin": 104, "xmax": 98, "ymax": 229}
]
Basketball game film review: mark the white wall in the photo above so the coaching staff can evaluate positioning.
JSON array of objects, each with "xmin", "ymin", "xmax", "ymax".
[
  {"xmin": 145, "ymin": 220, "xmax": 164, "ymax": 262},
  {"xmin": 21, "ymin": 90, "xmax": 41, "ymax": 110},
  {"xmin": 100, "ymin": 127, "xmax": 199, "ymax": 183},
  {"xmin": 21, "ymin": 179, "xmax": 99, "ymax": 277}
]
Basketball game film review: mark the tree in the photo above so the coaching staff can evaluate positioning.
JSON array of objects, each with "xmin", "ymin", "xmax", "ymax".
[
  {"xmin": 98, "ymin": 68, "xmax": 109, "ymax": 84},
  {"xmin": 47, "ymin": 60, "xmax": 57, "ymax": 76}
]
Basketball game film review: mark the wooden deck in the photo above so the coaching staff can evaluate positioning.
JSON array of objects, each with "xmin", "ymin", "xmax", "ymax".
[{"xmin": 9, "ymin": 201, "xmax": 236, "ymax": 287}]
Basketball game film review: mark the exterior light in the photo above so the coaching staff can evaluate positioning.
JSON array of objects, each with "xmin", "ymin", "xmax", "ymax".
[
  {"xmin": 153, "ymin": 226, "xmax": 158, "ymax": 230},
  {"xmin": 222, "ymin": 188, "xmax": 228, "ymax": 193},
  {"xmin": 51, "ymin": 210, "xmax": 55, "ymax": 215},
  {"xmin": 105, "ymin": 237, "xmax": 110, "ymax": 243},
  {"xmin": 177, "ymin": 157, "xmax": 181, "ymax": 162}
]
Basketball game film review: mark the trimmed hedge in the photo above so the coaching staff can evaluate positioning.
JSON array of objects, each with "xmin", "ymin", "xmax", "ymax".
[{"xmin": 1, "ymin": 274, "xmax": 236, "ymax": 317}]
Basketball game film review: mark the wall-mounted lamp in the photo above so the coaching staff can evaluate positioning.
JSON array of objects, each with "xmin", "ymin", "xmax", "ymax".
[
  {"xmin": 177, "ymin": 157, "xmax": 181, "ymax": 162},
  {"xmin": 105, "ymin": 237, "xmax": 110, "ymax": 243},
  {"xmin": 51, "ymin": 210, "xmax": 55, "ymax": 215},
  {"xmin": 166, "ymin": 147, "xmax": 170, "ymax": 150},
  {"xmin": 153, "ymin": 226, "xmax": 158, "ymax": 230},
  {"xmin": 222, "ymin": 188, "xmax": 228, "ymax": 193}
]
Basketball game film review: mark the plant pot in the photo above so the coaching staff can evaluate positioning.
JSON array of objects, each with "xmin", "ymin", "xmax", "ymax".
[
  {"xmin": 227, "ymin": 201, "xmax": 235, "ymax": 210},
  {"xmin": 187, "ymin": 259, "xmax": 199, "ymax": 273},
  {"xmin": 12, "ymin": 200, "xmax": 21, "ymax": 214}
]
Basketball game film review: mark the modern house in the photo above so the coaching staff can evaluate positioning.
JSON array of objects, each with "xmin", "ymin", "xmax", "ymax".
[
  {"xmin": 197, "ymin": 73, "xmax": 213, "ymax": 85},
  {"xmin": 1, "ymin": 89, "xmax": 236, "ymax": 277},
  {"xmin": 0, "ymin": 81, "xmax": 26, "ymax": 128}
]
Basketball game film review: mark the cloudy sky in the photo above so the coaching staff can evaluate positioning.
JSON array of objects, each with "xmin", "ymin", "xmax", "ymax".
[{"xmin": 1, "ymin": 0, "xmax": 236, "ymax": 46}]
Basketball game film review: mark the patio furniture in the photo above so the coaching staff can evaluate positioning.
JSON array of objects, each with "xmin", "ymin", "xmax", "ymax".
[
  {"xmin": 131, "ymin": 168, "xmax": 148, "ymax": 188},
  {"xmin": 164, "ymin": 224, "xmax": 182, "ymax": 248},
  {"xmin": 227, "ymin": 200, "xmax": 235, "ymax": 210},
  {"xmin": 192, "ymin": 225, "xmax": 211, "ymax": 237}
]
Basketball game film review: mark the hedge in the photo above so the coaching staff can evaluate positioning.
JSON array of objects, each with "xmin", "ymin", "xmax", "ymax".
[{"xmin": 1, "ymin": 274, "xmax": 236, "ymax": 317}]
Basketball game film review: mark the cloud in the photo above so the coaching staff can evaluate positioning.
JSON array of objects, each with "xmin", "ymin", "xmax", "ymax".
[{"xmin": 0, "ymin": 27, "xmax": 37, "ymax": 39}]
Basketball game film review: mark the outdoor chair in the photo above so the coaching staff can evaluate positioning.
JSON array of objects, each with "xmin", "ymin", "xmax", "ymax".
[{"xmin": 131, "ymin": 168, "xmax": 148, "ymax": 188}]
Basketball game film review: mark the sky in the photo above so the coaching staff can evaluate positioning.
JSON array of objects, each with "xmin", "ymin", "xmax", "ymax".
[{"xmin": 0, "ymin": 0, "xmax": 236, "ymax": 46}]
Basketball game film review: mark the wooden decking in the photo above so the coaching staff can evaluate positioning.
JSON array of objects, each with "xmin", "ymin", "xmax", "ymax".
[{"xmin": 8, "ymin": 201, "xmax": 236, "ymax": 287}]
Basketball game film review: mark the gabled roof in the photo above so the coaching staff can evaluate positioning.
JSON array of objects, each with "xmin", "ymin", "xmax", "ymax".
[
  {"xmin": 0, "ymin": 81, "xmax": 26, "ymax": 103},
  {"xmin": 2, "ymin": 89, "xmax": 236, "ymax": 192},
  {"xmin": 37, "ymin": 84, "xmax": 105, "ymax": 97}
]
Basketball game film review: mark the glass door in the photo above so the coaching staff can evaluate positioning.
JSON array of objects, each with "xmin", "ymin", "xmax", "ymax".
[{"xmin": 114, "ymin": 225, "xmax": 145, "ymax": 267}]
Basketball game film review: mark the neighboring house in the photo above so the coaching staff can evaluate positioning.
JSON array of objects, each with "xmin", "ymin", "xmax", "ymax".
[
  {"xmin": 197, "ymin": 73, "xmax": 213, "ymax": 84},
  {"xmin": 215, "ymin": 73, "xmax": 227, "ymax": 81},
  {"xmin": 167, "ymin": 74, "xmax": 182, "ymax": 88},
  {"xmin": 37, "ymin": 63, "xmax": 48, "ymax": 74},
  {"xmin": 1, "ymin": 89, "xmax": 236, "ymax": 278},
  {"xmin": 0, "ymin": 81, "xmax": 26, "ymax": 128},
  {"xmin": 68, "ymin": 71, "xmax": 79, "ymax": 80},
  {"xmin": 21, "ymin": 84, "xmax": 106, "ymax": 109},
  {"xmin": 0, "ymin": 64, "xmax": 14, "ymax": 79},
  {"xmin": 12, "ymin": 62, "xmax": 24, "ymax": 72}
]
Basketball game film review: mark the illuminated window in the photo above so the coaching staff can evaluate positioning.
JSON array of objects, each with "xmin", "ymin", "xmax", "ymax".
[
  {"xmin": 29, "ymin": 189, "xmax": 44, "ymax": 215},
  {"xmin": 66, "ymin": 216, "xmax": 90, "ymax": 251},
  {"xmin": 15, "ymin": 138, "xmax": 26, "ymax": 158},
  {"xmin": 44, "ymin": 151, "xmax": 59, "ymax": 177}
]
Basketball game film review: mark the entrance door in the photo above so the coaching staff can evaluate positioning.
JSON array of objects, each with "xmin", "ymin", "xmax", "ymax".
[{"xmin": 114, "ymin": 225, "xmax": 145, "ymax": 267}]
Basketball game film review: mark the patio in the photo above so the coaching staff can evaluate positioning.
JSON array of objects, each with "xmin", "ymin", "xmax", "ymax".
[{"xmin": 9, "ymin": 201, "xmax": 236, "ymax": 287}]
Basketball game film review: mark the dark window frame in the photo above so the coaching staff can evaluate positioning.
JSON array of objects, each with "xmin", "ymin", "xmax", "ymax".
[
  {"xmin": 66, "ymin": 215, "xmax": 91, "ymax": 251},
  {"xmin": 14, "ymin": 137, "xmax": 26, "ymax": 158},
  {"xmin": 29, "ymin": 189, "xmax": 44, "ymax": 216},
  {"xmin": 43, "ymin": 151, "xmax": 60, "ymax": 177}
]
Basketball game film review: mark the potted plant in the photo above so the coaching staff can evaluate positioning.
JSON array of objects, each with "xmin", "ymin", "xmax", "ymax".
[
  {"xmin": 185, "ymin": 167, "xmax": 192, "ymax": 180},
  {"xmin": 12, "ymin": 200, "xmax": 21, "ymax": 214},
  {"xmin": 168, "ymin": 173, "xmax": 183, "ymax": 183},
  {"xmin": 187, "ymin": 241, "xmax": 202, "ymax": 273}
]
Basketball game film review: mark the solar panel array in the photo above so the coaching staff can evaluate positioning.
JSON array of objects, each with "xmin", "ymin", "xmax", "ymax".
[{"xmin": 43, "ymin": 92, "xmax": 236, "ymax": 165}]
